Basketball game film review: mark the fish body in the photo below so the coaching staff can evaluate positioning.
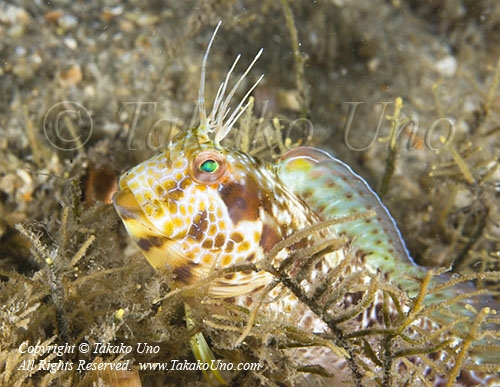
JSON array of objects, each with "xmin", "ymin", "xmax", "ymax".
[{"xmin": 113, "ymin": 24, "xmax": 500, "ymax": 386}]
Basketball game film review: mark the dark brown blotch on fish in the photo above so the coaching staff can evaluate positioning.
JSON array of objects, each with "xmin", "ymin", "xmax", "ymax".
[
  {"xmin": 259, "ymin": 223, "xmax": 282, "ymax": 253},
  {"xmin": 137, "ymin": 236, "xmax": 164, "ymax": 251},
  {"xmin": 214, "ymin": 233, "xmax": 226, "ymax": 248},
  {"xmin": 173, "ymin": 261, "xmax": 199, "ymax": 284},
  {"xmin": 219, "ymin": 176, "xmax": 261, "ymax": 225}
]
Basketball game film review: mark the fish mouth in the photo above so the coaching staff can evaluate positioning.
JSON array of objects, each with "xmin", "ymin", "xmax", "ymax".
[
  {"xmin": 113, "ymin": 187, "xmax": 195, "ymax": 274},
  {"xmin": 113, "ymin": 187, "xmax": 142, "ymax": 222},
  {"xmin": 113, "ymin": 187, "xmax": 166, "ymax": 238}
]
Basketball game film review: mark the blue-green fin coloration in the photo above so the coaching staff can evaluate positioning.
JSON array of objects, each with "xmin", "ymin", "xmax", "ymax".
[{"xmin": 276, "ymin": 146, "xmax": 419, "ymax": 279}]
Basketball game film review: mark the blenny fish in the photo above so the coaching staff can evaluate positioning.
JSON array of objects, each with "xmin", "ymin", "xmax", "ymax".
[{"xmin": 113, "ymin": 23, "xmax": 500, "ymax": 386}]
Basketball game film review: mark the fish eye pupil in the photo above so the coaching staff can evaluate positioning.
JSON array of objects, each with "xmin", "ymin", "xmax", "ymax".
[{"xmin": 200, "ymin": 159, "xmax": 218, "ymax": 173}]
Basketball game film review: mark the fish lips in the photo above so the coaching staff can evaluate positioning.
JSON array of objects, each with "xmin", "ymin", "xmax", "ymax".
[
  {"xmin": 112, "ymin": 188, "xmax": 168, "ymax": 238},
  {"xmin": 112, "ymin": 187, "xmax": 144, "ymax": 223}
]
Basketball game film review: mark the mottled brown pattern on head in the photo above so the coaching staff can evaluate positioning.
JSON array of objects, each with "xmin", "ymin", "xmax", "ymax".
[
  {"xmin": 187, "ymin": 210, "xmax": 208, "ymax": 241},
  {"xmin": 224, "ymin": 240, "xmax": 234, "ymax": 253},
  {"xmin": 169, "ymin": 187, "xmax": 184, "ymax": 201},
  {"xmin": 202, "ymin": 239, "xmax": 213, "ymax": 249},
  {"xmin": 219, "ymin": 175, "xmax": 261, "ymax": 225},
  {"xmin": 230, "ymin": 232, "xmax": 244, "ymax": 243},
  {"xmin": 137, "ymin": 236, "xmax": 164, "ymax": 251},
  {"xmin": 214, "ymin": 233, "xmax": 226, "ymax": 248}
]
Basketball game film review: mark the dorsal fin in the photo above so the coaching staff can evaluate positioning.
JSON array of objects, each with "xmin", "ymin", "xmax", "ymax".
[{"xmin": 277, "ymin": 146, "xmax": 415, "ymax": 272}]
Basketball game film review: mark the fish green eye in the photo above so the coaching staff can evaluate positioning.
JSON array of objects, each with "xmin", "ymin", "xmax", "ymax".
[
  {"xmin": 192, "ymin": 150, "xmax": 227, "ymax": 184},
  {"xmin": 200, "ymin": 159, "xmax": 218, "ymax": 173}
]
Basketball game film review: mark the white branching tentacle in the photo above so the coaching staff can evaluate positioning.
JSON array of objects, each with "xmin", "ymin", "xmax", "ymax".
[
  {"xmin": 213, "ymin": 49, "xmax": 264, "ymax": 145},
  {"xmin": 198, "ymin": 21, "xmax": 222, "ymax": 135},
  {"xmin": 209, "ymin": 54, "xmax": 242, "ymax": 128},
  {"xmin": 197, "ymin": 21, "xmax": 264, "ymax": 145}
]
